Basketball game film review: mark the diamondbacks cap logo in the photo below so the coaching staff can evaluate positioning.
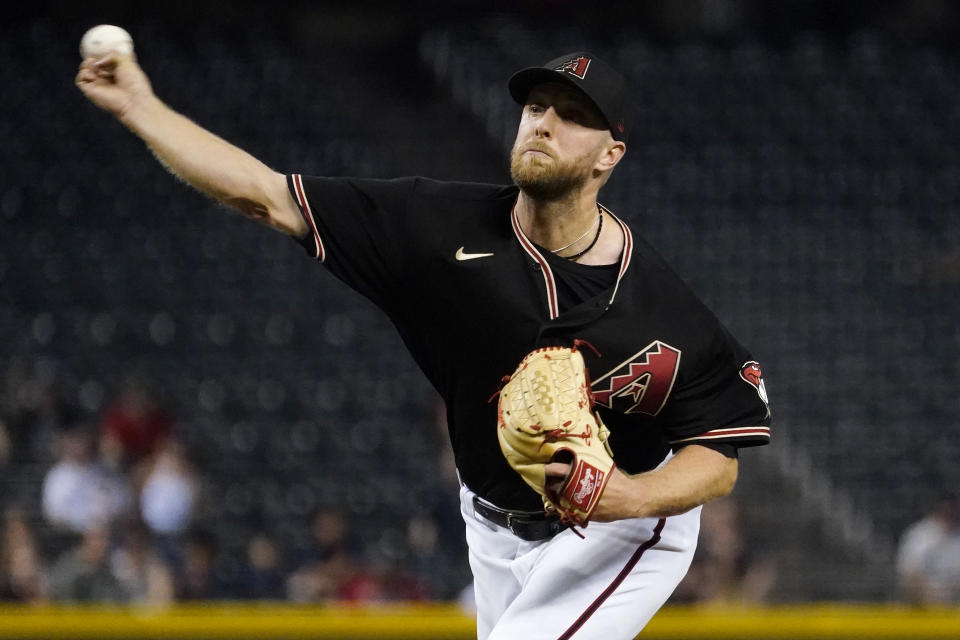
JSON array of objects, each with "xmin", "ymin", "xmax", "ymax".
[
  {"xmin": 555, "ymin": 55, "xmax": 591, "ymax": 79},
  {"xmin": 740, "ymin": 361, "xmax": 769, "ymax": 404}
]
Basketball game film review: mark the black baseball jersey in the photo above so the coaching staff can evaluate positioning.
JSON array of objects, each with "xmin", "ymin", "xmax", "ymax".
[{"xmin": 288, "ymin": 175, "xmax": 771, "ymax": 511}]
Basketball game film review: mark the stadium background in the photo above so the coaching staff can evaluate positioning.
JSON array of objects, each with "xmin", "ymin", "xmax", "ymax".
[{"xmin": 2, "ymin": 0, "xmax": 959, "ymax": 637}]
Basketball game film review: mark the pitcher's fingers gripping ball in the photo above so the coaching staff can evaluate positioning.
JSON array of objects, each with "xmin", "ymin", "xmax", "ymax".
[
  {"xmin": 496, "ymin": 342, "xmax": 615, "ymax": 530},
  {"xmin": 80, "ymin": 24, "xmax": 134, "ymax": 59}
]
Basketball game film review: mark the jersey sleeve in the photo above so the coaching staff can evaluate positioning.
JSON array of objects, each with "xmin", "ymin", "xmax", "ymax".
[
  {"xmin": 662, "ymin": 323, "xmax": 771, "ymax": 450},
  {"xmin": 287, "ymin": 174, "xmax": 417, "ymax": 309}
]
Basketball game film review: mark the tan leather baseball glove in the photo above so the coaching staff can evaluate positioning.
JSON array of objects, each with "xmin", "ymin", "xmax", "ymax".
[{"xmin": 496, "ymin": 342, "xmax": 615, "ymax": 529}]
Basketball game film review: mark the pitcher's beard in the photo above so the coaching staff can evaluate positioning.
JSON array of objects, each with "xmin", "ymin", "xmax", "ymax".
[{"xmin": 510, "ymin": 148, "xmax": 588, "ymax": 201}]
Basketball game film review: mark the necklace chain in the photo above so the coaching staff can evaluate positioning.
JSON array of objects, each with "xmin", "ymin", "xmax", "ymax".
[{"xmin": 551, "ymin": 205, "xmax": 604, "ymax": 259}]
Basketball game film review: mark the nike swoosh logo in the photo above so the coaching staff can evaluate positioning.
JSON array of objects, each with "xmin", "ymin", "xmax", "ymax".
[{"xmin": 455, "ymin": 246, "xmax": 494, "ymax": 261}]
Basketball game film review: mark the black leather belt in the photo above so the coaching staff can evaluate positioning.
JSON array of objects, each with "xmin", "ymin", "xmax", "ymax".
[{"xmin": 472, "ymin": 496, "xmax": 567, "ymax": 541}]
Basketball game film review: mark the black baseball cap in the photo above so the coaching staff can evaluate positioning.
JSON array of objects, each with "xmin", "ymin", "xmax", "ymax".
[{"xmin": 508, "ymin": 51, "xmax": 631, "ymax": 142}]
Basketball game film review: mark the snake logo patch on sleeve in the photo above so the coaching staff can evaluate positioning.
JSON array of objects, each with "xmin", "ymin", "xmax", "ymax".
[{"xmin": 739, "ymin": 361, "xmax": 769, "ymax": 404}]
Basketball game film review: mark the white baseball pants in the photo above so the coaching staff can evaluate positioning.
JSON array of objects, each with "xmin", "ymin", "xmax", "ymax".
[{"xmin": 459, "ymin": 483, "xmax": 700, "ymax": 639}]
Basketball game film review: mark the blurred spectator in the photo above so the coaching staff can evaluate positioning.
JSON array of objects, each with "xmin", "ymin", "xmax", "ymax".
[
  {"xmin": 0, "ymin": 506, "xmax": 48, "ymax": 603},
  {"xmin": 293, "ymin": 507, "xmax": 362, "ymax": 568},
  {"xmin": 109, "ymin": 519, "xmax": 174, "ymax": 607},
  {"xmin": 286, "ymin": 507, "xmax": 372, "ymax": 602},
  {"xmin": 134, "ymin": 436, "xmax": 199, "ymax": 566},
  {"xmin": 371, "ymin": 558, "xmax": 430, "ymax": 603},
  {"xmin": 286, "ymin": 551, "xmax": 351, "ymax": 602},
  {"xmin": 99, "ymin": 374, "xmax": 173, "ymax": 470},
  {"xmin": 173, "ymin": 529, "xmax": 231, "ymax": 600},
  {"xmin": 235, "ymin": 532, "xmax": 286, "ymax": 600},
  {"xmin": 895, "ymin": 491, "xmax": 960, "ymax": 605},
  {"xmin": 41, "ymin": 427, "xmax": 132, "ymax": 534},
  {"xmin": 404, "ymin": 513, "xmax": 447, "ymax": 600},
  {"xmin": 672, "ymin": 495, "xmax": 777, "ymax": 606},
  {"xmin": 2, "ymin": 376, "xmax": 81, "ymax": 464},
  {"xmin": 458, "ymin": 582, "xmax": 476, "ymax": 616},
  {"xmin": 47, "ymin": 523, "xmax": 130, "ymax": 603}
]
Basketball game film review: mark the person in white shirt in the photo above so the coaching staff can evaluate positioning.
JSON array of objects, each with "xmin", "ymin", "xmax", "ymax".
[
  {"xmin": 895, "ymin": 491, "xmax": 960, "ymax": 605},
  {"xmin": 41, "ymin": 428, "xmax": 131, "ymax": 534}
]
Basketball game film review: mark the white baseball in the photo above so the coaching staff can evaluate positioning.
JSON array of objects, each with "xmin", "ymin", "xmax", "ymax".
[{"xmin": 80, "ymin": 25, "xmax": 134, "ymax": 59}]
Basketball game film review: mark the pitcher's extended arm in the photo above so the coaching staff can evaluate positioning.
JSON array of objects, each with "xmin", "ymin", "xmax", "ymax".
[{"xmin": 76, "ymin": 53, "xmax": 305, "ymax": 237}]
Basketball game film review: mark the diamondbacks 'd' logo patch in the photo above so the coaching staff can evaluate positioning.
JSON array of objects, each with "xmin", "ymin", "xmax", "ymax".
[
  {"xmin": 555, "ymin": 55, "xmax": 591, "ymax": 79},
  {"xmin": 591, "ymin": 341, "xmax": 682, "ymax": 415},
  {"xmin": 740, "ymin": 361, "xmax": 769, "ymax": 404}
]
